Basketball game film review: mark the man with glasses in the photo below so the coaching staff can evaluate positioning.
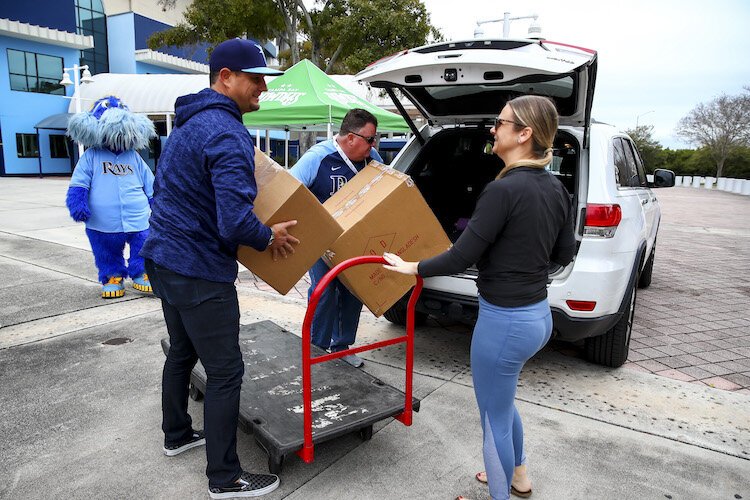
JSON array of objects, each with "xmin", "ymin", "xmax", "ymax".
[{"xmin": 290, "ymin": 108, "xmax": 383, "ymax": 367}]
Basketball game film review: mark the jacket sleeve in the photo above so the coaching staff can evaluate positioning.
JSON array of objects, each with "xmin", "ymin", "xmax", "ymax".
[
  {"xmin": 417, "ymin": 227, "xmax": 489, "ymax": 277},
  {"xmin": 204, "ymin": 131, "xmax": 272, "ymax": 251},
  {"xmin": 550, "ymin": 202, "xmax": 576, "ymax": 267}
]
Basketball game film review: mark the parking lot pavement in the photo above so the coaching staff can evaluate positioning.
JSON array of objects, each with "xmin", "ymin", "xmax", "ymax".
[
  {"xmin": 236, "ymin": 185, "xmax": 750, "ymax": 393},
  {"xmin": 1, "ymin": 177, "xmax": 749, "ymax": 395},
  {"xmin": 625, "ymin": 187, "xmax": 750, "ymax": 393},
  {"xmin": 1, "ymin": 177, "xmax": 749, "ymax": 499}
]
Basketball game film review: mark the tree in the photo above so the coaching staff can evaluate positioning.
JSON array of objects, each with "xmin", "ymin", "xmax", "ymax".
[
  {"xmin": 308, "ymin": 0, "xmax": 442, "ymax": 74},
  {"xmin": 675, "ymin": 88, "xmax": 750, "ymax": 178},
  {"xmin": 623, "ymin": 124, "xmax": 662, "ymax": 173},
  {"xmin": 151, "ymin": 0, "xmax": 441, "ymax": 74},
  {"xmin": 149, "ymin": 0, "xmax": 283, "ymax": 52}
]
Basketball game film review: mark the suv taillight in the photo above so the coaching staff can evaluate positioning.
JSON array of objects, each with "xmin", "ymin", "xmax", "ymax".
[{"xmin": 584, "ymin": 204, "xmax": 622, "ymax": 238}]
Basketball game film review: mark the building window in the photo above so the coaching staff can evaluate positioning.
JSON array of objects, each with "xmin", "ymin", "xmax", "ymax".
[
  {"xmin": 76, "ymin": 0, "xmax": 109, "ymax": 74},
  {"xmin": 16, "ymin": 134, "xmax": 40, "ymax": 158},
  {"xmin": 50, "ymin": 135, "xmax": 70, "ymax": 158},
  {"xmin": 7, "ymin": 49, "xmax": 65, "ymax": 95}
]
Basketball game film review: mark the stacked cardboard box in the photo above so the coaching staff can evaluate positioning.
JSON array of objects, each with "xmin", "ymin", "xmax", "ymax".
[
  {"xmin": 236, "ymin": 149, "xmax": 343, "ymax": 294},
  {"xmin": 323, "ymin": 161, "xmax": 452, "ymax": 316}
]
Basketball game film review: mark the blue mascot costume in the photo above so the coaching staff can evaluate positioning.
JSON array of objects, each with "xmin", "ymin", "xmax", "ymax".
[{"xmin": 65, "ymin": 96, "xmax": 156, "ymax": 298}]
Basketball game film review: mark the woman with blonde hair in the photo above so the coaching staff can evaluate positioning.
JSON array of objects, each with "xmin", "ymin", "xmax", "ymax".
[{"xmin": 384, "ymin": 95, "xmax": 575, "ymax": 499}]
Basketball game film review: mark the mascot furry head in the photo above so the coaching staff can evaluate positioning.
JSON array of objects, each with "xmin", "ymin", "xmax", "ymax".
[
  {"xmin": 66, "ymin": 96, "xmax": 157, "ymax": 298},
  {"xmin": 67, "ymin": 95, "xmax": 155, "ymax": 152}
]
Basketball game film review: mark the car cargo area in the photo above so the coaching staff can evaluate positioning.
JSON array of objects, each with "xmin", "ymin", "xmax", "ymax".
[{"xmin": 407, "ymin": 127, "xmax": 580, "ymax": 243}]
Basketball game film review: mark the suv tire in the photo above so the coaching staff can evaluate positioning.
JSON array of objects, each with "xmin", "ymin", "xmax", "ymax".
[
  {"xmin": 638, "ymin": 246, "xmax": 655, "ymax": 289},
  {"xmin": 383, "ymin": 296, "xmax": 427, "ymax": 327},
  {"xmin": 585, "ymin": 284, "xmax": 636, "ymax": 368}
]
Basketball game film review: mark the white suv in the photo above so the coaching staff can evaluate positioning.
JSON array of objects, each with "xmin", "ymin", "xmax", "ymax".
[{"xmin": 357, "ymin": 39, "xmax": 675, "ymax": 367}]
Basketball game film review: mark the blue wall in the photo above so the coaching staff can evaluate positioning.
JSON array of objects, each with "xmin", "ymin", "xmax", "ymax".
[
  {"xmin": 0, "ymin": 37, "xmax": 80, "ymax": 175},
  {"xmin": 0, "ymin": 1, "xmax": 77, "ymax": 33},
  {"xmin": 106, "ymin": 13, "xmax": 136, "ymax": 73},
  {"xmin": 136, "ymin": 62, "xmax": 180, "ymax": 74},
  {"xmin": 1, "ymin": 3, "xmax": 209, "ymax": 176},
  {"xmin": 134, "ymin": 14, "xmax": 209, "ymax": 64}
]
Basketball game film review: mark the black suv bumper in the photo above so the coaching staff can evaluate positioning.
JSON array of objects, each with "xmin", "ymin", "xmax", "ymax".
[{"xmin": 417, "ymin": 289, "xmax": 621, "ymax": 342}]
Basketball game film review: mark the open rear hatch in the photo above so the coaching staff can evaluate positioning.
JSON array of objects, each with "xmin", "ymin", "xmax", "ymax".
[{"xmin": 356, "ymin": 38, "xmax": 597, "ymax": 146}]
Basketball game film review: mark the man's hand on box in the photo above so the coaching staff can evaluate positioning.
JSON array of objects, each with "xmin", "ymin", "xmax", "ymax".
[{"xmin": 269, "ymin": 220, "xmax": 300, "ymax": 261}]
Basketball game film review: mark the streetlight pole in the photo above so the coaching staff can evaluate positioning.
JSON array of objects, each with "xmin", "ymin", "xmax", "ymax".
[
  {"xmin": 60, "ymin": 64, "xmax": 94, "ymax": 157},
  {"xmin": 474, "ymin": 11, "xmax": 539, "ymax": 38},
  {"xmin": 636, "ymin": 110, "xmax": 655, "ymax": 128}
]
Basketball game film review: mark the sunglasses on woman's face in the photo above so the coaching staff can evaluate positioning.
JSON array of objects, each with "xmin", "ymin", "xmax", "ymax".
[
  {"xmin": 349, "ymin": 131, "xmax": 376, "ymax": 145},
  {"xmin": 494, "ymin": 116, "xmax": 525, "ymax": 129}
]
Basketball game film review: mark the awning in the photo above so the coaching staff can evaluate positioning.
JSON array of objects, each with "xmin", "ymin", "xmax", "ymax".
[{"xmin": 35, "ymin": 113, "xmax": 74, "ymax": 130}]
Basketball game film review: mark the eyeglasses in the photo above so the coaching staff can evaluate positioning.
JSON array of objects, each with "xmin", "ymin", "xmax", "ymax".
[
  {"xmin": 349, "ymin": 131, "xmax": 377, "ymax": 145},
  {"xmin": 494, "ymin": 116, "xmax": 525, "ymax": 129}
]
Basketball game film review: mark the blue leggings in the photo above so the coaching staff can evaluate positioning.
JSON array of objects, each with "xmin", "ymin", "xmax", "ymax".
[{"xmin": 471, "ymin": 296, "xmax": 552, "ymax": 500}]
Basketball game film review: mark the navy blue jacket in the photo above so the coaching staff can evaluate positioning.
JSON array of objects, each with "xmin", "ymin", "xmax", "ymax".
[{"xmin": 141, "ymin": 88, "xmax": 272, "ymax": 282}]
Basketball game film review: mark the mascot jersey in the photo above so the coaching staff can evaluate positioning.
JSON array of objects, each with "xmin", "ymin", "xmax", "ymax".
[
  {"xmin": 289, "ymin": 138, "xmax": 383, "ymax": 203},
  {"xmin": 69, "ymin": 147, "xmax": 154, "ymax": 233}
]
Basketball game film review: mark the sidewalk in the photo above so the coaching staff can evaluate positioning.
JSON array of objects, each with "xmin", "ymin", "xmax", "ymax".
[{"xmin": 0, "ymin": 177, "xmax": 748, "ymax": 499}]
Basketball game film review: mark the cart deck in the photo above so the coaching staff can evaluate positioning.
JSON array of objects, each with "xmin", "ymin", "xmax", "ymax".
[{"xmin": 160, "ymin": 319, "xmax": 420, "ymax": 474}]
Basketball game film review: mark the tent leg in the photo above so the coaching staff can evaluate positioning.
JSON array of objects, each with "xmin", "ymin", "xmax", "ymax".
[{"xmin": 285, "ymin": 130, "xmax": 289, "ymax": 168}]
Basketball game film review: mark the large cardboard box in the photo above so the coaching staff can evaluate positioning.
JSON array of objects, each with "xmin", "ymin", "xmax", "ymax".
[
  {"xmin": 323, "ymin": 161, "xmax": 452, "ymax": 316},
  {"xmin": 237, "ymin": 149, "xmax": 343, "ymax": 295}
]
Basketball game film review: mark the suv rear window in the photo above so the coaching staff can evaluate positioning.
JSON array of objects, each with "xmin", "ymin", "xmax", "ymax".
[{"xmin": 405, "ymin": 73, "xmax": 578, "ymax": 117}]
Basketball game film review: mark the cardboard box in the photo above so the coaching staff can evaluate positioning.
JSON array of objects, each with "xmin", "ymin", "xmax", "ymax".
[
  {"xmin": 237, "ymin": 149, "xmax": 343, "ymax": 295},
  {"xmin": 323, "ymin": 161, "xmax": 452, "ymax": 316}
]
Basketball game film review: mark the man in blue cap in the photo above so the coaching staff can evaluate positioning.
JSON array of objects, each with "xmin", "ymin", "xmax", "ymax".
[{"xmin": 142, "ymin": 38, "xmax": 298, "ymax": 499}]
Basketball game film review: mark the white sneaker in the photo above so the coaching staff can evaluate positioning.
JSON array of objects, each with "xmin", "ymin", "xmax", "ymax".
[{"xmin": 341, "ymin": 353, "xmax": 364, "ymax": 368}]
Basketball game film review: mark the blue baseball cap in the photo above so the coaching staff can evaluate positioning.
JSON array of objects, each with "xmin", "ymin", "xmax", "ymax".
[{"xmin": 209, "ymin": 38, "xmax": 284, "ymax": 75}]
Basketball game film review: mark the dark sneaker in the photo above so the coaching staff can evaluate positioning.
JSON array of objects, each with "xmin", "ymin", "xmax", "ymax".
[
  {"xmin": 208, "ymin": 471, "xmax": 280, "ymax": 499},
  {"xmin": 163, "ymin": 429, "xmax": 205, "ymax": 457}
]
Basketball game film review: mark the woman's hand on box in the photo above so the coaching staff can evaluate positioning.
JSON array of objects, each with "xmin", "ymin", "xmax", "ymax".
[{"xmin": 383, "ymin": 252, "xmax": 419, "ymax": 275}]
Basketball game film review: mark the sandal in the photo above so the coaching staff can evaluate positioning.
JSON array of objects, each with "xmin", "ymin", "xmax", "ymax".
[
  {"xmin": 475, "ymin": 471, "xmax": 533, "ymax": 497},
  {"xmin": 511, "ymin": 485, "xmax": 533, "ymax": 498}
]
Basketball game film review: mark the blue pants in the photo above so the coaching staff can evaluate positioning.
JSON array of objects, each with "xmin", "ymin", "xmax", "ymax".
[
  {"xmin": 145, "ymin": 259, "xmax": 244, "ymax": 488},
  {"xmin": 86, "ymin": 228, "xmax": 148, "ymax": 284},
  {"xmin": 308, "ymin": 258, "xmax": 363, "ymax": 351},
  {"xmin": 471, "ymin": 296, "xmax": 552, "ymax": 500}
]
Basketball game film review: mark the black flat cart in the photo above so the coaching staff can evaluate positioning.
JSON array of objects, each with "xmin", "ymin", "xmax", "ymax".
[{"xmin": 160, "ymin": 256, "xmax": 423, "ymax": 474}]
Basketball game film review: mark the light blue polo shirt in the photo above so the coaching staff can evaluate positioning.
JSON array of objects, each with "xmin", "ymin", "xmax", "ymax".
[
  {"xmin": 290, "ymin": 139, "xmax": 383, "ymax": 203},
  {"xmin": 70, "ymin": 147, "xmax": 154, "ymax": 233}
]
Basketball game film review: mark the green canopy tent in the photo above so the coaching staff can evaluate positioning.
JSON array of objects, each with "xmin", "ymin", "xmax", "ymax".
[{"xmin": 243, "ymin": 59, "xmax": 409, "ymax": 165}]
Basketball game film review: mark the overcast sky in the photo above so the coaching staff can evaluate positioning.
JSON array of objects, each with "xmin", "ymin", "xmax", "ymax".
[{"xmin": 419, "ymin": 0, "xmax": 750, "ymax": 148}]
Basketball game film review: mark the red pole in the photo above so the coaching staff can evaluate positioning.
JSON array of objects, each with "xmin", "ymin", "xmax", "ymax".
[
  {"xmin": 296, "ymin": 256, "xmax": 422, "ymax": 462},
  {"xmin": 395, "ymin": 275, "xmax": 422, "ymax": 426}
]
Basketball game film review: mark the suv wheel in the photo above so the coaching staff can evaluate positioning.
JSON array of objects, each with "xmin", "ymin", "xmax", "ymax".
[
  {"xmin": 383, "ymin": 296, "xmax": 427, "ymax": 327},
  {"xmin": 585, "ymin": 284, "xmax": 636, "ymax": 368},
  {"xmin": 638, "ymin": 246, "xmax": 655, "ymax": 289}
]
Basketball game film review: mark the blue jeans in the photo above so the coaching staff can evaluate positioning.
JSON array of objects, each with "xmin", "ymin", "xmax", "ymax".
[
  {"xmin": 471, "ymin": 296, "xmax": 552, "ymax": 500},
  {"xmin": 308, "ymin": 258, "xmax": 363, "ymax": 351},
  {"xmin": 145, "ymin": 259, "xmax": 244, "ymax": 488}
]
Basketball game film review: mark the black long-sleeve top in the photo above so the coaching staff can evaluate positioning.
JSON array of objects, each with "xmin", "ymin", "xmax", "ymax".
[{"xmin": 418, "ymin": 166, "xmax": 575, "ymax": 307}]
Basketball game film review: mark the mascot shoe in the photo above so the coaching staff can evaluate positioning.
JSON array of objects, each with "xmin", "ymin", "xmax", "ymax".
[
  {"xmin": 102, "ymin": 276, "xmax": 125, "ymax": 298},
  {"xmin": 132, "ymin": 273, "xmax": 153, "ymax": 293}
]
